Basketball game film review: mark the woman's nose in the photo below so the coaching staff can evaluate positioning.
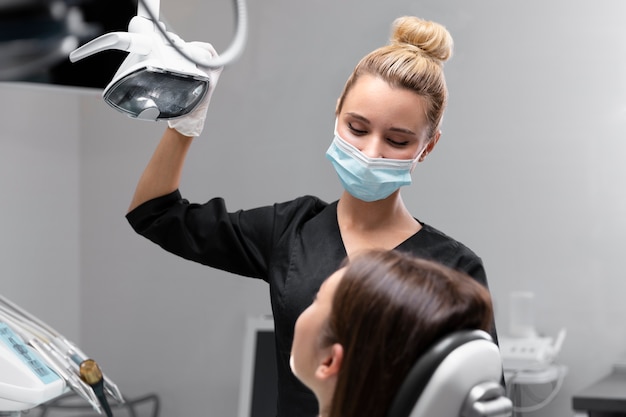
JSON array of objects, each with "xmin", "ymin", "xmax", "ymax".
[{"xmin": 360, "ymin": 137, "xmax": 384, "ymax": 158}]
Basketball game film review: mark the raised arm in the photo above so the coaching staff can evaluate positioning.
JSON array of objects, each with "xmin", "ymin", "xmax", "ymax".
[
  {"xmin": 127, "ymin": 42, "xmax": 223, "ymax": 212},
  {"xmin": 128, "ymin": 127, "xmax": 194, "ymax": 212}
]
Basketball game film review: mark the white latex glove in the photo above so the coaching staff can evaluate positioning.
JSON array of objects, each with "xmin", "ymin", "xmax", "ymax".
[{"xmin": 168, "ymin": 42, "xmax": 224, "ymax": 137}]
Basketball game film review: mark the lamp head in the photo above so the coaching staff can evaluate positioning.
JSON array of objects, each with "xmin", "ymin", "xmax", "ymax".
[
  {"xmin": 69, "ymin": 0, "xmax": 248, "ymax": 122},
  {"xmin": 103, "ymin": 54, "xmax": 209, "ymax": 121},
  {"xmin": 100, "ymin": 19, "xmax": 211, "ymax": 121},
  {"xmin": 69, "ymin": 15, "xmax": 212, "ymax": 121}
]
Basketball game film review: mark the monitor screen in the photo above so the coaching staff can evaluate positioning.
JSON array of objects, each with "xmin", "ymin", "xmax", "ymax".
[{"xmin": 237, "ymin": 315, "xmax": 277, "ymax": 417}]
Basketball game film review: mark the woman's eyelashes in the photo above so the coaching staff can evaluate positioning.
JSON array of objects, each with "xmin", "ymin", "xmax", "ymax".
[
  {"xmin": 348, "ymin": 123, "xmax": 409, "ymax": 147},
  {"xmin": 347, "ymin": 123, "xmax": 367, "ymax": 135},
  {"xmin": 387, "ymin": 138, "xmax": 409, "ymax": 147},
  {"xmin": 346, "ymin": 123, "xmax": 411, "ymax": 148}
]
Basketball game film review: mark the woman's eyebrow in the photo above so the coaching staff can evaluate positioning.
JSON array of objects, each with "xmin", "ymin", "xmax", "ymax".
[
  {"xmin": 389, "ymin": 126, "xmax": 416, "ymax": 135},
  {"xmin": 345, "ymin": 112, "xmax": 370, "ymax": 123}
]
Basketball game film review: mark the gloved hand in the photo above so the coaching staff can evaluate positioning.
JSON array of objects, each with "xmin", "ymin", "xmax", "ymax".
[{"xmin": 168, "ymin": 42, "xmax": 224, "ymax": 137}]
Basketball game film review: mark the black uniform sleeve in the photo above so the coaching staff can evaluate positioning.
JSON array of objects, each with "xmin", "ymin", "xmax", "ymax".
[
  {"xmin": 126, "ymin": 190, "xmax": 281, "ymax": 279},
  {"xmin": 126, "ymin": 190, "xmax": 326, "ymax": 281}
]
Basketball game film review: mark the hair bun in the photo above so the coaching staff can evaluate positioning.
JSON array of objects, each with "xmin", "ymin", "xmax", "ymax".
[{"xmin": 391, "ymin": 16, "xmax": 453, "ymax": 63}]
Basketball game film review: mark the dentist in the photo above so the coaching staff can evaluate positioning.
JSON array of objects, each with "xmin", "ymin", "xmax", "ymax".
[{"xmin": 126, "ymin": 15, "xmax": 498, "ymax": 417}]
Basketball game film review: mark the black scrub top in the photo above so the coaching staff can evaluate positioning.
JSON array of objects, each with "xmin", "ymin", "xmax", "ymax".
[{"xmin": 126, "ymin": 190, "xmax": 496, "ymax": 417}]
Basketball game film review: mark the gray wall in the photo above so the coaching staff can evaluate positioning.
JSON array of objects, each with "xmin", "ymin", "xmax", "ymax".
[
  {"xmin": 3, "ymin": 1, "xmax": 626, "ymax": 417},
  {"xmin": 0, "ymin": 83, "xmax": 81, "ymax": 343}
]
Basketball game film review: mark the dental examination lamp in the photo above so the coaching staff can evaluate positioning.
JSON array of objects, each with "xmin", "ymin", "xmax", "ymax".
[{"xmin": 68, "ymin": 0, "xmax": 247, "ymax": 121}]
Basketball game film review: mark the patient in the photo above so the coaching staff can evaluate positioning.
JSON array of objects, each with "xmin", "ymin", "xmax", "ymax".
[{"xmin": 290, "ymin": 249, "xmax": 494, "ymax": 417}]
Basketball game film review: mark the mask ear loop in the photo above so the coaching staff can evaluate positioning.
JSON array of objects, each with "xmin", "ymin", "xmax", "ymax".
[
  {"xmin": 410, "ymin": 148, "xmax": 425, "ymax": 172},
  {"xmin": 413, "ymin": 128, "xmax": 441, "ymax": 170}
]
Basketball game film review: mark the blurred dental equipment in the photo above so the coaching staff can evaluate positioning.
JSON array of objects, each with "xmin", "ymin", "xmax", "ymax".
[
  {"xmin": 0, "ymin": 0, "xmax": 82, "ymax": 82},
  {"xmin": 499, "ymin": 291, "xmax": 567, "ymax": 415},
  {"xmin": 499, "ymin": 292, "xmax": 566, "ymax": 373},
  {"xmin": 0, "ymin": 294, "xmax": 123, "ymax": 416},
  {"xmin": 68, "ymin": 0, "xmax": 247, "ymax": 121}
]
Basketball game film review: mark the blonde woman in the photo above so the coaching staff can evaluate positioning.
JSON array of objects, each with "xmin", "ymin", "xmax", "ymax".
[{"xmin": 127, "ymin": 16, "xmax": 497, "ymax": 417}]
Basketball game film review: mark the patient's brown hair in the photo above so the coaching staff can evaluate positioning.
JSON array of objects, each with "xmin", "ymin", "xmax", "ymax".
[{"xmin": 324, "ymin": 249, "xmax": 493, "ymax": 417}]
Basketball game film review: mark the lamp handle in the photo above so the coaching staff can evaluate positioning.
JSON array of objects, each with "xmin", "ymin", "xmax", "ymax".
[{"xmin": 69, "ymin": 32, "xmax": 151, "ymax": 63}]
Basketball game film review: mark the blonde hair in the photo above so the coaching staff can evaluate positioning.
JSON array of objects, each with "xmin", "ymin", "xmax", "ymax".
[{"xmin": 336, "ymin": 16, "xmax": 454, "ymax": 139}]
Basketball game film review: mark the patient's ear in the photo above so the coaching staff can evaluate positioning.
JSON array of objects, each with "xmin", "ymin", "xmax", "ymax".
[{"xmin": 316, "ymin": 343, "xmax": 343, "ymax": 380}]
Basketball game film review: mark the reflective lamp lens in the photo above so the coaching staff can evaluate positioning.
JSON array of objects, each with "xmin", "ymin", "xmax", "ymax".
[{"xmin": 103, "ymin": 67, "xmax": 209, "ymax": 120}]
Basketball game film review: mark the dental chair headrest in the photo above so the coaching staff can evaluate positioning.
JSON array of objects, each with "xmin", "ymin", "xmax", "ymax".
[{"xmin": 386, "ymin": 329, "xmax": 512, "ymax": 417}]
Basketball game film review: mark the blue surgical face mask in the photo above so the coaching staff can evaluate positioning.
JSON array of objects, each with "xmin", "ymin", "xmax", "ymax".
[{"xmin": 325, "ymin": 125, "xmax": 423, "ymax": 202}]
